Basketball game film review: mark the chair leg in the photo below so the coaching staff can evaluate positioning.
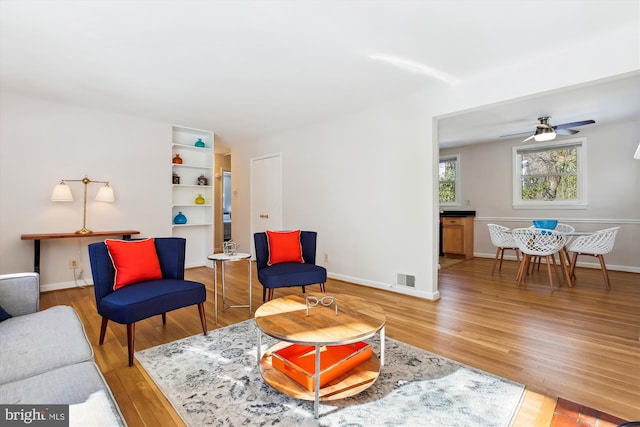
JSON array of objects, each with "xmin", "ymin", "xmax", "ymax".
[
  {"xmin": 563, "ymin": 247, "xmax": 572, "ymax": 272},
  {"xmin": 262, "ymin": 287, "xmax": 267, "ymax": 302},
  {"xmin": 498, "ymin": 248, "xmax": 506, "ymax": 272},
  {"xmin": 301, "ymin": 286, "xmax": 306, "ymax": 294},
  {"xmin": 597, "ymin": 255, "xmax": 612, "ymax": 290},
  {"xmin": 267, "ymin": 288, "xmax": 274, "ymax": 301},
  {"xmin": 198, "ymin": 303, "xmax": 208, "ymax": 335},
  {"xmin": 99, "ymin": 317, "xmax": 108, "ymax": 345},
  {"xmin": 545, "ymin": 255, "xmax": 555, "ymax": 290},
  {"xmin": 320, "ymin": 283, "xmax": 325, "ymax": 293},
  {"xmin": 516, "ymin": 254, "xmax": 528, "ymax": 286},
  {"xmin": 492, "ymin": 248, "xmax": 501, "ymax": 275},
  {"xmin": 551, "ymin": 254, "xmax": 563, "ymax": 289},
  {"xmin": 127, "ymin": 323, "xmax": 135, "ymax": 367},
  {"xmin": 161, "ymin": 313, "xmax": 166, "ymax": 325},
  {"xmin": 570, "ymin": 252, "xmax": 579, "ymax": 281},
  {"xmin": 558, "ymin": 249, "xmax": 573, "ymax": 287}
]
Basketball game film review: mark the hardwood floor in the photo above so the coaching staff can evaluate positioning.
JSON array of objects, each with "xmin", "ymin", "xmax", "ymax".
[{"xmin": 40, "ymin": 257, "xmax": 639, "ymax": 426}]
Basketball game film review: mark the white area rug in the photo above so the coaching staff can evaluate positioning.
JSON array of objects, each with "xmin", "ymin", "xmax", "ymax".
[{"xmin": 136, "ymin": 320, "xmax": 524, "ymax": 426}]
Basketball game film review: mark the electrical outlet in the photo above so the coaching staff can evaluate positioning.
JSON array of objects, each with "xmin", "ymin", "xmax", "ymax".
[
  {"xmin": 69, "ymin": 258, "xmax": 79, "ymax": 269},
  {"xmin": 324, "ymin": 253, "xmax": 329, "ymax": 262}
]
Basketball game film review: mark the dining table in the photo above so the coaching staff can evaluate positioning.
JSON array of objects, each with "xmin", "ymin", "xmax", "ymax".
[{"xmin": 508, "ymin": 227, "xmax": 595, "ymax": 288}]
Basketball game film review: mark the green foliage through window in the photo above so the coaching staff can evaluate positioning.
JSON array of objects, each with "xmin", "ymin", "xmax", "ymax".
[
  {"xmin": 439, "ymin": 158, "xmax": 457, "ymax": 203},
  {"xmin": 519, "ymin": 145, "xmax": 578, "ymax": 201}
]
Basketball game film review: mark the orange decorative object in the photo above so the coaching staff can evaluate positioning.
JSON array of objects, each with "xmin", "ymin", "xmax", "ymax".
[
  {"xmin": 271, "ymin": 342, "xmax": 371, "ymax": 391},
  {"xmin": 172, "ymin": 154, "xmax": 183, "ymax": 164}
]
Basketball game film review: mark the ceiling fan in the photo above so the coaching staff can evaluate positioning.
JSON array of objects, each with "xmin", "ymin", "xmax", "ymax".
[{"xmin": 502, "ymin": 116, "xmax": 595, "ymax": 142}]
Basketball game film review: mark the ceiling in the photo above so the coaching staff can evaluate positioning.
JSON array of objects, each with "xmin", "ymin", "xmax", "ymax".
[{"xmin": 1, "ymin": 1, "xmax": 638, "ymax": 151}]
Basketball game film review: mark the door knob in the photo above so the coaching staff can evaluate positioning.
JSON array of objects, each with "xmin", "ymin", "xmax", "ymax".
[{"xmin": 260, "ymin": 214, "xmax": 269, "ymax": 219}]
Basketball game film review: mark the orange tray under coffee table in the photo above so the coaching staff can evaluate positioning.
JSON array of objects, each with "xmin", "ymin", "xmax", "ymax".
[{"xmin": 254, "ymin": 293, "xmax": 386, "ymax": 419}]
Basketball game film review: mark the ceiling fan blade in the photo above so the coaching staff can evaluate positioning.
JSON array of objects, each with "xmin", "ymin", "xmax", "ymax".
[
  {"xmin": 554, "ymin": 119, "xmax": 595, "ymax": 129},
  {"xmin": 500, "ymin": 130, "xmax": 533, "ymax": 137},
  {"xmin": 522, "ymin": 134, "xmax": 535, "ymax": 142},
  {"xmin": 555, "ymin": 128, "xmax": 579, "ymax": 135}
]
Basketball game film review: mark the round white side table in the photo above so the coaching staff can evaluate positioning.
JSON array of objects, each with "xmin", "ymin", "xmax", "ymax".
[{"xmin": 207, "ymin": 252, "xmax": 252, "ymax": 324}]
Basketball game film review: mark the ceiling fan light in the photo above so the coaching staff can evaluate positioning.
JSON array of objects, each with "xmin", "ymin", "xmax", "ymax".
[{"xmin": 534, "ymin": 128, "xmax": 556, "ymax": 142}]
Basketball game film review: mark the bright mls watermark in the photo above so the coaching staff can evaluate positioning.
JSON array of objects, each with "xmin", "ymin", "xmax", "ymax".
[{"xmin": 1, "ymin": 405, "xmax": 68, "ymax": 426}]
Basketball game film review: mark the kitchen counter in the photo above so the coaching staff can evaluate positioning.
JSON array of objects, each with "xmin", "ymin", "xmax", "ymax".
[{"xmin": 440, "ymin": 210, "xmax": 476, "ymax": 217}]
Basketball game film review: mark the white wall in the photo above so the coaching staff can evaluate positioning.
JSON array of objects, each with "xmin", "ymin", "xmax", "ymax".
[
  {"xmin": 241, "ymin": 90, "xmax": 440, "ymax": 299},
  {"xmin": 441, "ymin": 119, "xmax": 640, "ymax": 272},
  {"xmin": 0, "ymin": 92, "xmax": 172, "ymax": 290}
]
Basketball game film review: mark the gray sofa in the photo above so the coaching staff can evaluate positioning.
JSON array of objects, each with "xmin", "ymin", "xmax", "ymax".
[{"xmin": 0, "ymin": 272, "xmax": 126, "ymax": 426}]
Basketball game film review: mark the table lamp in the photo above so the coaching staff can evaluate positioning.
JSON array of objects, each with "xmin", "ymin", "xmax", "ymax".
[{"xmin": 51, "ymin": 175, "xmax": 115, "ymax": 234}]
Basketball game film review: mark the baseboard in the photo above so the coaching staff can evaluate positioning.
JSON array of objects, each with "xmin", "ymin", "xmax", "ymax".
[
  {"xmin": 40, "ymin": 256, "xmax": 636, "ymax": 293},
  {"xmin": 328, "ymin": 272, "xmax": 441, "ymax": 301},
  {"xmin": 473, "ymin": 252, "xmax": 640, "ymax": 274},
  {"xmin": 41, "ymin": 279, "xmax": 93, "ymax": 292}
]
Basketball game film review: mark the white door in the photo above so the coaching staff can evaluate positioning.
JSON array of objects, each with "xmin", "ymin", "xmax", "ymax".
[{"xmin": 250, "ymin": 153, "xmax": 282, "ymax": 256}]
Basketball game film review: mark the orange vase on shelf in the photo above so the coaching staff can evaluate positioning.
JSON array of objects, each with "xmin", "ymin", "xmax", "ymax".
[{"xmin": 172, "ymin": 154, "xmax": 183, "ymax": 164}]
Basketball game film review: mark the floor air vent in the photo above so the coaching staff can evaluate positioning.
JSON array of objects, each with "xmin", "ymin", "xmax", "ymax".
[{"xmin": 397, "ymin": 273, "xmax": 415, "ymax": 287}]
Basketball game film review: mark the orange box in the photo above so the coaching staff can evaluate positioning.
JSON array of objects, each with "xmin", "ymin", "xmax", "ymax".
[{"xmin": 271, "ymin": 341, "xmax": 372, "ymax": 391}]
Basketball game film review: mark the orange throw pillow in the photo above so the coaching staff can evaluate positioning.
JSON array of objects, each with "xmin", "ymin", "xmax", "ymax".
[
  {"xmin": 105, "ymin": 238, "xmax": 163, "ymax": 290},
  {"xmin": 266, "ymin": 230, "xmax": 304, "ymax": 266}
]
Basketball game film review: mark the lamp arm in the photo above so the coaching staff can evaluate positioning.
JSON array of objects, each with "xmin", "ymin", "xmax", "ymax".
[{"xmin": 60, "ymin": 177, "xmax": 110, "ymax": 185}]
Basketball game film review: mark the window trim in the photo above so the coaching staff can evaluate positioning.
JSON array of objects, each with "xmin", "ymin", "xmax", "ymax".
[
  {"xmin": 512, "ymin": 137, "xmax": 587, "ymax": 210},
  {"xmin": 439, "ymin": 153, "xmax": 461, "ymax": 207}
]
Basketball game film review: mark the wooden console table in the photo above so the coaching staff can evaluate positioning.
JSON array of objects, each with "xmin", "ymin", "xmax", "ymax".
[{"xmin": 21, "ymin": 230, "xmax": 140, "ymax": 273}]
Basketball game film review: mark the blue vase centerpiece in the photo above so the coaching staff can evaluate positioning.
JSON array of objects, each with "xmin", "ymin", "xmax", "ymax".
[
  {"xmin": 173, "ymin": 212, "xmax": 187, "ymax": 224},
  {"xmin": 195, "ymin": 138, "xmax": 205, "ymax": 148}
]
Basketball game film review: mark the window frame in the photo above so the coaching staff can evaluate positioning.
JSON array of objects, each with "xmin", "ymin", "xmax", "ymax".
[
  {"xmin": 512, "ymin": 137, "xmax": 587, "ymax": 210},
  {"xmin": 439, "ymin": 153, "xmax": 461, "ymax": 207}
]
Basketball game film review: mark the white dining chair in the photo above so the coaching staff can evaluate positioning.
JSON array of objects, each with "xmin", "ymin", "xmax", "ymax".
[
  {"xmin": 511, "ymin": 228, "xmax": 567, "ymax": 291},
  {"xmin": 487, "ymin": 224, "xmax": 520, "ymax": 274},
  {"xmin": 567, "ymin": 227, "xmax": 620, "ymax": 290},
  {"xmin": 528, "ymin": 223, "xmax": 575, "ymax": 274}
]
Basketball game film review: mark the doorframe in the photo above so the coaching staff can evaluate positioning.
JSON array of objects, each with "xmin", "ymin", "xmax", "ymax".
[{"xmin": 249, "ymin": 152, "xmax": 283, "ymax": 258}]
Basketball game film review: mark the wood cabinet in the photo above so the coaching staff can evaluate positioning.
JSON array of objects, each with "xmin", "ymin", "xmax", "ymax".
[
  {"xmin": 172, "ymin": 125, "xmax": 214, "ymax": 268},
  {"xmin": 442, "ymin": 216, "xmax": 474, "ymax": 260}
]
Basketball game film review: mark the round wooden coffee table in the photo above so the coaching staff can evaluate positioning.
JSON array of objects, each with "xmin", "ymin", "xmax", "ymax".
[{"xmin": 254, "ymin": 293, "xmax": 386, "ymax": 418}]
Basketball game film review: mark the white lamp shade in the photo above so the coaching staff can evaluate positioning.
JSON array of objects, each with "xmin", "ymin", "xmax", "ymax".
[
  {"xmin": 95, "ymin": 184, "xmax": 115, "ymax": 202},
  {"xmin": 50, "ymin": 183, "xmax": 73, "ymax": 201}
]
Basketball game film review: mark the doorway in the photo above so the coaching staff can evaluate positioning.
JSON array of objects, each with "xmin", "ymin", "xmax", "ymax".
[
  {"xmin": 222, "ymin": 171, "xmax": 231, "ymax": 241},
  {"xmin": 214, "ymin": 150, "xmax": 232, "ymax": 252}
]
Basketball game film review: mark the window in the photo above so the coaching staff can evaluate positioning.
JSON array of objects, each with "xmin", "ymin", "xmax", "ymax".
[
  {"xmin": 439, "ymin": 154, "xmax": 460, "ymax": 205},
  {"xmin": 512, "ymin": 138, "xmax": 587, "ymax": 209}
]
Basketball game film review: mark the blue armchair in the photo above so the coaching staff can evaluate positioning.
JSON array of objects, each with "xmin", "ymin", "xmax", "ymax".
[
  {"xmin": 254, "ymin": 231, "xmax": 327, "ymax": 301},
  {"xmin": 88, "ymin": 237, "xmax": 207, "ymax": 366}
]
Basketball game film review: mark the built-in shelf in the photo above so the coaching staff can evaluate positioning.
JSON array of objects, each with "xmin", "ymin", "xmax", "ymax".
[
  {"xmin": 172, "ymin": 143, "xmax": 212, "ymax": 151},
  {"xmin": 172, "ymin": 125, "xmax": 214, "ymax": 268},
  {"xmin": 173, "ymin": 164, "xmax": 210, "ymax": 170}
]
